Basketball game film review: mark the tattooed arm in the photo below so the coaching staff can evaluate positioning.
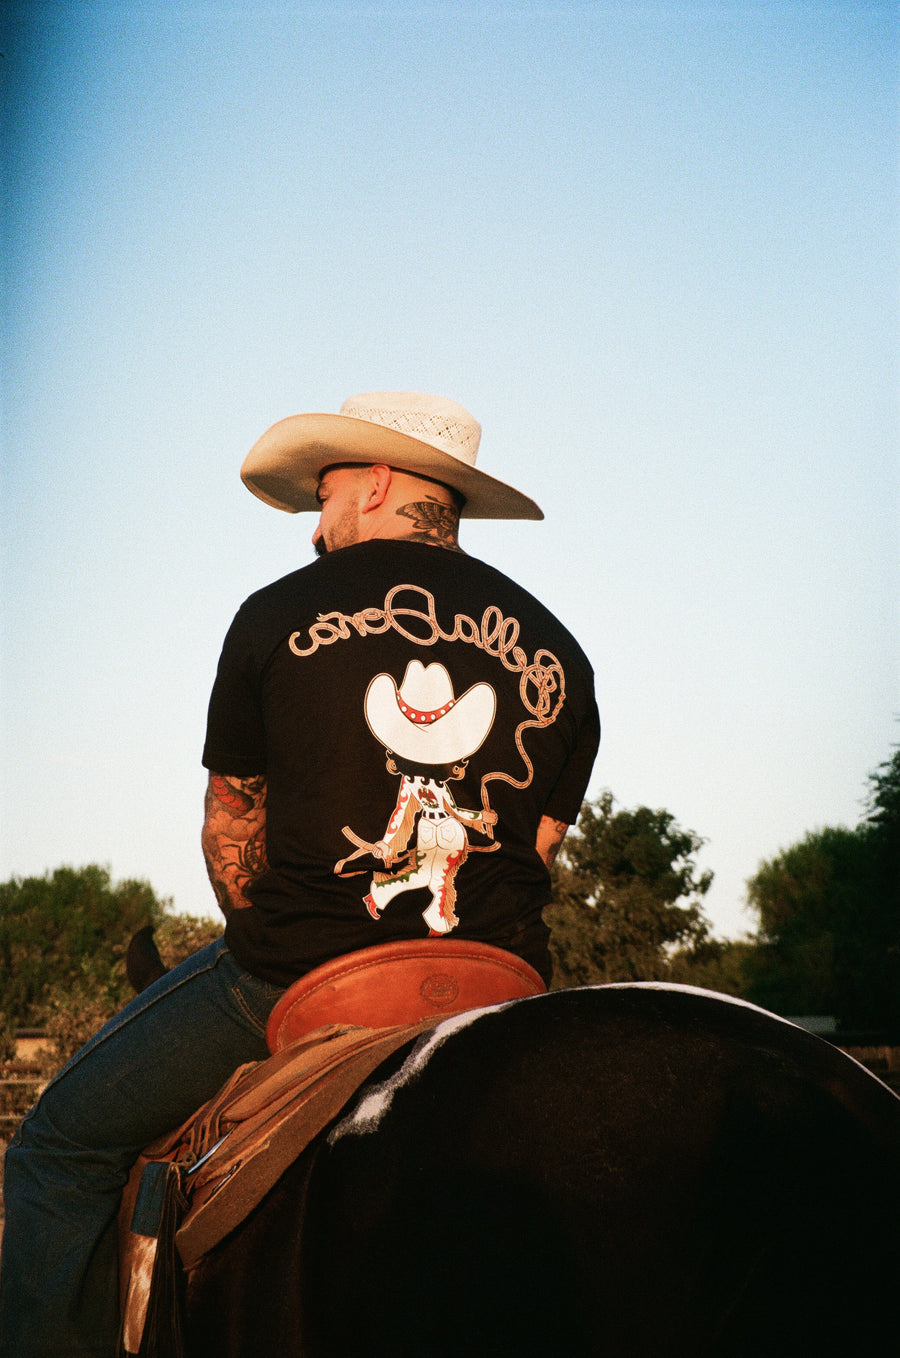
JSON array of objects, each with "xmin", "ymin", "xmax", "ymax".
[
  {"xmin": 201, "ymin": 772, "xmax": 269, "ymax": 918},
  {"xmin": 535, "ymin": 815, "xmax": 569, "ymax": 871}
]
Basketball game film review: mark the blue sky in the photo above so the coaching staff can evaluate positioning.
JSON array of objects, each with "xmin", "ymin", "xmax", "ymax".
[{"xmin": 2, "ymin": 1, "xmax": 897, "ymax": 940}]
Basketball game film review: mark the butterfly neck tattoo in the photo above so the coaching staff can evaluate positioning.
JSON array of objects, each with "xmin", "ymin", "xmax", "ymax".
[{"xmin": 396, "ymin": 497, "xmax": 463, "ymax": 550}]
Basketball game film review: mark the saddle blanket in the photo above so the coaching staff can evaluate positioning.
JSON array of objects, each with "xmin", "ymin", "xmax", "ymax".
[{"xmin": 118, "ymin": 1017, "xmax": 436, "ymax": 1356}]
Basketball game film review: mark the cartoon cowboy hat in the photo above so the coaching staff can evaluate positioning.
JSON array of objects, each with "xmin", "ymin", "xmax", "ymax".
[
  {"xmin": 240, "ymin": 391, "xmax": 543, "ymax": 520},
  {"xmin": 365, "ymin": 661, "xmax": 496, "ymax": 766}
]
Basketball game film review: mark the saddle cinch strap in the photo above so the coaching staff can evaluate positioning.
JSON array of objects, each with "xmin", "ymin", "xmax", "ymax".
[{"xmin": 118, "ymin": 941, "xmax": 545, "ymax": 1356}]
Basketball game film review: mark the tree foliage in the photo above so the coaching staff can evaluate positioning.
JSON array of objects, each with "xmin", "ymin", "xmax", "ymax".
[
  {"xmin": 545, "ymin": 791, "xmax": 715, "ymax": 988},
  {"xmin": 666, "ymin": 937, "xmax": 755, "ymax": 998},
  {"xmin": 0, "ymin": 865, "xmax": 166, "ymax": 1029},
  {"xmin": 865, "ymin": 745, "xmax": 900, "ymax": 834},
  {"xmin": 0, "ymin": 866, "xmax": 222, "ymax": 1068},
  {"xmin": 744, "ymin": 746, "xmax": 900, "ymax": 1032}
]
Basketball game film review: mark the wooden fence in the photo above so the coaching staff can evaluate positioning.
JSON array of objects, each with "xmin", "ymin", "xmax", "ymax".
[{"xmin": 1, "ymin": 1062, "xmax": 47, "ymax": 1129}]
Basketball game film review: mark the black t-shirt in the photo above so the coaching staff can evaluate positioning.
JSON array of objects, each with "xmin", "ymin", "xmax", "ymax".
[{"xmin": 203, "ymin": 540, "xmax": 600, "ymax": 984}]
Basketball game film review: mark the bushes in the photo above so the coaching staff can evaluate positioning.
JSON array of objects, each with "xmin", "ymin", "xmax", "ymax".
[{"xmin": 0, "ymin": 866, "xmax": 222, "ymax": 1073}]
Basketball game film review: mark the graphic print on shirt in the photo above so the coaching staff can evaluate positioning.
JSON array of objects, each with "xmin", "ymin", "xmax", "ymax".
[
  {"xmin": 291, "ymin": 581, "xmax": 569, "ymax": 935},
  {"xmin": 339, "ymin": 661, "xmax": 499, "ymax": 935}
]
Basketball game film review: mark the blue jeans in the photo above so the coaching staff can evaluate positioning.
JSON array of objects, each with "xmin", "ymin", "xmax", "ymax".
[{"xmin": 0, "ymin": 938, "xmax": 284, "ymax": 1357}]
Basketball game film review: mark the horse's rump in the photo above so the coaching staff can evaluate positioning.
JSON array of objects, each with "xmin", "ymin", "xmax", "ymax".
[{"xmin": 184, "ymin": 985, "xmax": 899, "ymax": 1357}]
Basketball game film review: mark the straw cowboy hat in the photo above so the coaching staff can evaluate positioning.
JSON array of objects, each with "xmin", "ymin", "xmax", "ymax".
[
  {"xmin": 365, "ymin": 661, "xmax": 496, "ymax": 766},
  {"xmin": 240, "ymin": 391, "xmax": 543, "ymax": 520}
]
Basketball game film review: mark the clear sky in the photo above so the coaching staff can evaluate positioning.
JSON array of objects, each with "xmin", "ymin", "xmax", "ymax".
[{"xmin": 2, "ymin": 1, "xmax": 897, "ymax": 941}]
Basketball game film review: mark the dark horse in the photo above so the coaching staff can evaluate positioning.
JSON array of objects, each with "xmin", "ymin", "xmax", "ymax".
[{"xmin": 163, "ymin": 982, "xmax": 899, "ymax": 1358}]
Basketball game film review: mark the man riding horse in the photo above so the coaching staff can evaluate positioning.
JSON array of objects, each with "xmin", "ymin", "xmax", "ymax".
[{"xmin": 0, "ymin": 391, "xmax": 600, "ymax": 1355}]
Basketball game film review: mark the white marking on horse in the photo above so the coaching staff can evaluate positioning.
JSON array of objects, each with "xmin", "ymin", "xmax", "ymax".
[
  {"xmin": 329, "ymin": 982, "xmax": 898, "ymax": 1144},
  {"xmin": 328, "ymin": 1001, "xmax": 521, "ymax": 1141},
  {"xmin": 597, "ymin": 981, "xmax": 800, "ymax": 1022}
]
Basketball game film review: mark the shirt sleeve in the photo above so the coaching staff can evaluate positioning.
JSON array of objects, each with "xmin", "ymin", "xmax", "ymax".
[
  {"xmin": 541, "ymin": 693, "xmax": 600, "ymax": 825},
  {"xmin": 201, "ymin": 603, "xmax": 268, "ymax": 776}
]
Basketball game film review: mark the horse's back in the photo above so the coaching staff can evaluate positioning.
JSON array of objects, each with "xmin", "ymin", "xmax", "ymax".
[{"xmin": 187, "ymin": 985, "xmax": 900, "ymax": 1357}]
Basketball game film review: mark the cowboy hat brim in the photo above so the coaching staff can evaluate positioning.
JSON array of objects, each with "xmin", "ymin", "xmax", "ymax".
[{"xmin": 240, "ymin": 412, "xmax": 544, "ymax": 520}]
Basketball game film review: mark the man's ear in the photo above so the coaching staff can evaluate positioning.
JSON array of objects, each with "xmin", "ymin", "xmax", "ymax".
[{"xmin": 361, "ymin": 463, "xmax": 393, "ymax": 512}]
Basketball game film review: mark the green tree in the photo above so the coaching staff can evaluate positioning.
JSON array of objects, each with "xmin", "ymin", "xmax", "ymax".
[
  {"xmin": 744, "ymin": 746, "xmax": 900, "ymax": 1032},
  {"xmin": 0, "ymin": 865, "xmax": 166, "ymax": 1029},
  {"xmin": 865, "ymin": 744, "xmax": 900, "ymax": 833},
  {"xmin": 545, "ymin": 791, "xmax": 714, "ymax": 989},
  {"xmin": 864, "ymin": 745, "xmax": 900, "ymax": 927},
  {"xmin": 153, "ymin": 912, "xmax": 223, "ymax": 970},
  {"xmin": 666, "ymin": 937, "xmax": 756, "ymax": 998},
  {"xmin": 744, "ymin": 826, "xmax": 867, "ymax": 1017},
  {"xmin": 0, "ymin": 866, "xmax": 223, "ymax": 1068}
]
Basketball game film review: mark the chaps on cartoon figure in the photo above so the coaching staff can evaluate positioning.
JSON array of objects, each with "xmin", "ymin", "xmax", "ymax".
[{"xmin": 354, "ymin": 661, "xmax": 497, "ymax": 935}]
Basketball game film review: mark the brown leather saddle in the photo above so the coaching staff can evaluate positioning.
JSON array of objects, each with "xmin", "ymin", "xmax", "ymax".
[
  {"xmin": 265, "ymin": 937, "xmax": 547, "ymax": 1051},
  {"xmin": 118, "ymin": 940, "xmax": 545, "ymax": 1355}
]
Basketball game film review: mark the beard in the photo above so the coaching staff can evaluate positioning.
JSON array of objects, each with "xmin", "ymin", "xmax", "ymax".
[{"xmin": 315, "ymin": 498, "xmax": 362, "ymax": 557}]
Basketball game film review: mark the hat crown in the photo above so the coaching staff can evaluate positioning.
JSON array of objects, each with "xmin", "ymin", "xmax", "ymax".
[
  {"xmin": 396, "ymin": 661, "xmax": 453, "ymax": 711},
  {"xmin": 339, "ymin": 392, "xmax": 481, "ymax": 469}
]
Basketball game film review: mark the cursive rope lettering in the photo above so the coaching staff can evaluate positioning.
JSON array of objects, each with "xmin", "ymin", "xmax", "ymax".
[
  {"xmin": 290, "ymin": 584, "xmax": 567, "ymax": 799},
  {"xmin": 290, "ymin": 585, "xmax": 565, "ymax": 719}
]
